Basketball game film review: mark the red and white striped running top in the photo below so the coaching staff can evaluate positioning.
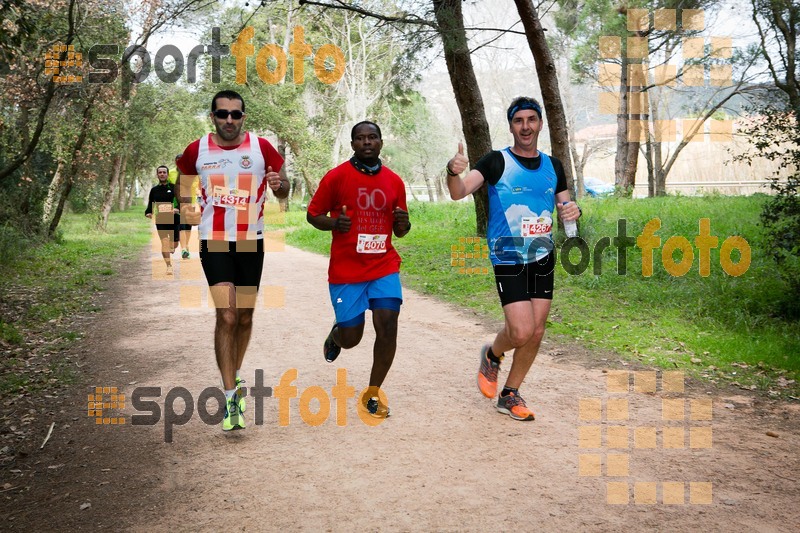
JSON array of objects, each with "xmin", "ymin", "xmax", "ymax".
[{"xmin": 178, "ymin": 132, "xmax": 283, "ymax": 242}]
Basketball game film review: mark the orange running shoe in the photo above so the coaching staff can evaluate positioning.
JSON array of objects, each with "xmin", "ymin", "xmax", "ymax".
[
  {"xmin": 477, "ymin": 344, "xmax": 502, "ymax": 398},
  {"xmin": 496, "ymin": 391, "xmax": 535, "ymax": 421}
]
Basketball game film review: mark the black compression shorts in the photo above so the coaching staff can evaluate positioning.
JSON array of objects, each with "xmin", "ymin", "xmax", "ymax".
[
  {"xmin": 199, "ymin": 239, "xmax": 265, "ymax": 288},
  {"xmin": 493, "ymin": 252, "xmax": 555, "ymax": 305}
]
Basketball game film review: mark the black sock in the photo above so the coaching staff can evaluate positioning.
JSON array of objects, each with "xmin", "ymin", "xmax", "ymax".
[
  {"xmin": 500, "ymin": 387, "xmax": 518, "ymax": 398},
  {"xmin": 487, "ymin": 347, "xmax": 503, "ymax": 364}
]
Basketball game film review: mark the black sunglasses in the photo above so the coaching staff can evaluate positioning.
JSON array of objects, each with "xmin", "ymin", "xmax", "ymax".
[{"xmin": 213, "ymin": 109, "xmax": 244, "ymax": 120}]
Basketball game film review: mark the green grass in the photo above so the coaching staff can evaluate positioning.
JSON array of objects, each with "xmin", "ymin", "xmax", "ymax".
[
  {"xmin": 278, "ymin": 196, "xmax": 800, "ymax": 393},
  {"xmin": 0, "ymin": 208, "xmax": 151, "ymax": 394}
]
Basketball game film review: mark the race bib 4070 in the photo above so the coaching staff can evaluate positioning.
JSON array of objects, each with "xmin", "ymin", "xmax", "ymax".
[{"xmin": 356, "ymin": 233, "xmax": 388, "ymax": 254}]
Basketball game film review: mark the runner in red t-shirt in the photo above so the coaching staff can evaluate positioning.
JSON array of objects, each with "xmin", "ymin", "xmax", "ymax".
[{"xmin": 307, "ymin": 121, "xmax": 411, "ymax": 418}]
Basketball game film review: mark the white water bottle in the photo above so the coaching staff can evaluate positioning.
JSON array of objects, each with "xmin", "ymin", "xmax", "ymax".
[{"xmin": 562, "ymin": 202, "xmax": 577, "ymax": 237}]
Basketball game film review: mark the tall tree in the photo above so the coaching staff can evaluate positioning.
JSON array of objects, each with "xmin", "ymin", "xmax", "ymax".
[{"xmin": 513, "ymin": 0, "xmax": 575, "ymax": 195}]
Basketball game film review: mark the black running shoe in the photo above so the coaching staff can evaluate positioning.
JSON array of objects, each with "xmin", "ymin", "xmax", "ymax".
[
  {"xmin": 365, "ymin": 397, "xmax": 391, "ymax": 418},
  {"xmin": 323, "ymin": 324, "xmax": 341, "ymax": 363}
]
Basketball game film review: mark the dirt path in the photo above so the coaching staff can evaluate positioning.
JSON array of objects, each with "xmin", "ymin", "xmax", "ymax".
[{"xmin": 2, "ymin": 241, "xmax": 799, "ymax": 531}]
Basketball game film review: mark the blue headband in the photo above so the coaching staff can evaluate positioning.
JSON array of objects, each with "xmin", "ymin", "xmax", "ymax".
[{"xmin": 507, "ymin": 101, "xmax": 542, "ymax": 122}]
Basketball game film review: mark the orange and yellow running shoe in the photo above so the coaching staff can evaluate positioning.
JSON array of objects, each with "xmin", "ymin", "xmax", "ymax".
[
  {"xmin": 496, "ymin": 391, "xmax": 535, "ymax": 421},
  {"xmin": 477, "ymin": 344, "xmax": 502, "ymax": 398}
]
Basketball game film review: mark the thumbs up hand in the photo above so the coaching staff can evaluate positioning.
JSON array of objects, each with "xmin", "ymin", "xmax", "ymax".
[
  {"xmin": 447, "ymin": 141, "xmax": 468, "ymax": 176},
  {"xmin": 267, "ymin": 166, "xmax": 282, "ymax": 191},
  {"xmin": 334, "ymin": 204, "xmax": 351, "ymax": 233}
]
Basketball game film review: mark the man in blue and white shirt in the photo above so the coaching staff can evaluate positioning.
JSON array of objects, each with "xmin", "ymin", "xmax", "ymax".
[{"xmin": 446, "ymin": 96, "xmax": 581, "ymax": 421}]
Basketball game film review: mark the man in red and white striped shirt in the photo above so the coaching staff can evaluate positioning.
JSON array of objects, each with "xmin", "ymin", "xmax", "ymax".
[{"xmin": 177, "ymin": 90, "xmax": 288, "ymax": 431}]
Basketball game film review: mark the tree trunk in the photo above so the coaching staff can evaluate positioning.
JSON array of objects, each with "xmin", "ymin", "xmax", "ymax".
[
  {"xmin": 98, "ymin": 153, "xmax": 124, "ymax": 229},
  {"xmin": 424, "ymin": 174, "xmax": 437, "ymax": 202},
  {"xmin": 49, "ymin": 91, "xmax": 98, "ymax": 236},
  {"xmin": 514, "ymin": 0, "xmax": 575, "ymax": 196},
  {"xmin": 126, "ymin": 176, "xmax": 138, "ymax": 209},
  {"xmin": 435, "ymin": 173, "xmax": 445, "ymax": 202},
  {"xmin": 117, "ymin": 155, "xmax": 129, "ymax": 212},
  {"xmin": 570, "ymin": 142, "xmax": 587, "ymax": 198},
  {"xmin": 433, "ymin": 0, "xmax": 491, "ymax": 235},
  {"xmin": 42, "ymin": 158, "xmax": 66, "ymax": 229}
]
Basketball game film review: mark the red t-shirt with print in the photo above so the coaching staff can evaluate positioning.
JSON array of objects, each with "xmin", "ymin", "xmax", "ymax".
[{"xmin": 308, "ymin": 161, "xmax": 408, "ymax": 284}]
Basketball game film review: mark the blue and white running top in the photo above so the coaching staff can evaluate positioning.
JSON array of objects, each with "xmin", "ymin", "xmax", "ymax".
[{"xmin": 485, "ymin": 148, "xmax": 559, "ymax": 265}]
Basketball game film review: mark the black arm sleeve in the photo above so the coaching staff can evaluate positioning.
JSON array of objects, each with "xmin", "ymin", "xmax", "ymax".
[
  {"xmin": 144, "ymin": 188, "xmax": 154, "ymax": 216},
  {"xmin": 552, "ymin": 157, "xmax": 568, "ymax": 194},
  {"xmin": 473, "ymin": 151, "xmax": 505, "ymax": 186}
]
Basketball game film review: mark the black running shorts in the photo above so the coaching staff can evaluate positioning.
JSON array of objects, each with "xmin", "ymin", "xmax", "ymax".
[
  {"xmin": 493, "ymin": 253, "xmax": 555, "ymax": 305},
  {"xmin": 199, "ymin": 239, "xmax": 265, "ymax": 288}
]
